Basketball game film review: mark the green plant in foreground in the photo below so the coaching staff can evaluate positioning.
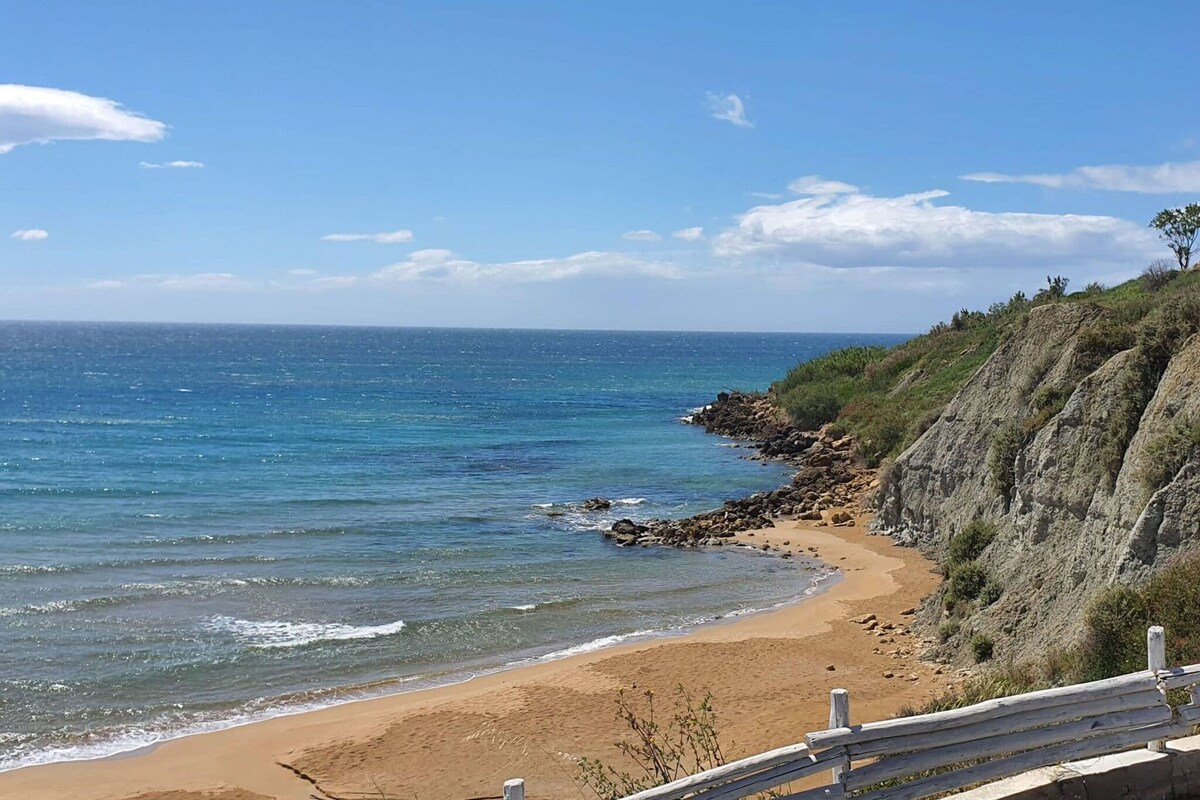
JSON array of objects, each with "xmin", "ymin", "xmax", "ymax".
[
  {"xmin": 938, "ymin": 620, "xmax": 961, "ymax": 643},
  {"xmin": 578, "ymin": 686, "xmax": 727, "ymax": 800},
  {"xmin": 978, "ymin": 580, "xmax": 1003, "ymax": 607}
]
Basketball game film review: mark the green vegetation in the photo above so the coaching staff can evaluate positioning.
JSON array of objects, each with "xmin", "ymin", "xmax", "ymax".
[
  {"xmin": 1141, "ymin": 416, "xmax": 1200, "ymax": 492},
  {"xmin": 988, "ymin": 422, "xmax": 1026, "ymax": 498},
  {"xmin": 970, "ymin": 633, "xmax": 995, "ymax": 663},
  {"xmin": 772, "ymin": 265, "xmax": 1200, "ymax": 474},
  {"xmin": 947, "ymin": 520, "xmax": 996, "ymax": 566},
  {"xmin": 978, "ymin": 580, "xmax": 1003, "ymax": 607},
  {"xmin": 938, "ymin": 620, "xmax": 961, "ymax": 642},
  {"xmin": 948, "ymin": 562, "xmax": 987, "ymax": 603},
  {"xmin": 578, "ymin": 686, "xmax": 727, "ymax": 800},
  {"xmin": 1150, "ymin": 203, "xmax": 1200, "ymax": 270}
]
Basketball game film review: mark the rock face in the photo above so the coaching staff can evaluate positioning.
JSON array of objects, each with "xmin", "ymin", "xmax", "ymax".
[{"xmin": 875, "ymin": 303, "xmax": 1200, "ymax": 662}]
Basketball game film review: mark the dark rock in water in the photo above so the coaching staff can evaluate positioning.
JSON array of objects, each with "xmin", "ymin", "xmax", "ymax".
[
  {"xmin": 610, "ymin": 518, "xmax": 648, "ymax": 536},
  {"xmin": 581, "ymin": 497, "xmax": 612, "ymax": 511},
  {"xmin": 546, "ymin": 510, "xmax": 565, "ymax": 518}
]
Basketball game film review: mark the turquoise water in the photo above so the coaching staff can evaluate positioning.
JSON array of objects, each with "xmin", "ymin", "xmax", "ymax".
[{"xmin": 0, "ymin": 323, "xmax": 904, "ymax": 770}]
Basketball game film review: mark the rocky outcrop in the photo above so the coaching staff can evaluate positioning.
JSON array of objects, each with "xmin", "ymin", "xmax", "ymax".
[
  {"xmin": 604, "ymin": 399, "xmax": 873, "ymax": 548},
  {"xmin": 875, "ymin": 303, "xmax": 1200, "ymax": 662}
]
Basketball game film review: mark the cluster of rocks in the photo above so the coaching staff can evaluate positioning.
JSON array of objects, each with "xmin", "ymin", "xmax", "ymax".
[{"xmin": 599, "ymin": 391, "xmax": 875, "ymax": 549}]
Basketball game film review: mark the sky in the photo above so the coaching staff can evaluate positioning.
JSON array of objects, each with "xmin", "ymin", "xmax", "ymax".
[{"xmin": 2, "ymin": 1, "xmax": 1199, "ymax": 332}]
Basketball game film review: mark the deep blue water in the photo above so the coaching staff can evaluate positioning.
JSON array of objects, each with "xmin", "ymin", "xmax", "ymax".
[{"xmin": 0, "ymin": 323, "xmax": 904, "ymax": 770}]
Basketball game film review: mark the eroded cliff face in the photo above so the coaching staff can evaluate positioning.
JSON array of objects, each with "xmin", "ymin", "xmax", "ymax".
[{"xmin": 875, "ymin": 303, "xmax": 1200, "ymax": 661}]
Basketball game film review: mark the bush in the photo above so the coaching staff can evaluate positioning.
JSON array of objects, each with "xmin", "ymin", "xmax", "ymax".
[
  {"xmin": 1141, "ymin": 258, "xmax": 1179, "ymax": 293},
  {"xmin": 1077, "ymin": 586, "xmax": 1150, "ymax": 681},
  {"xmin": 1076, "ymin": 317, "xmax": 1136, "ymax": 371},
  {"xmin": 989, "ymin": 421, "xmax": 1027, "ymax": 498},
  {"xmin": 938, "ymin": 620, "xmax": 961, "ymax": 642},
  {"xmin": 947, "ymin": 520, "xmax": 997, "ymax": 566},
  {"xmin": 1100, "ymin": 293, "xmax": 1200, "ymax": 481},
  {"xmin": 1034, "ymin": 275, "xmax": 1070, "ymax": 303},
  {"xmin": 1084, "ymin": 281, "xmax": 1106, "ymax": 295},
  {"xmin": 577, "ymin": 686, "xmax": 727, "ymax": 799},
  {"xmin": 1024, "ymin": 385, "xmax": 1072, "ymax": 435},
  {"xmin": 979, "ymin": 580, "xmax": 1003, "ymax": 607},
  {"xmin": 948, "ymin": 562, "xmax": 988, "ymax": 602},
  {"xmin": 971, "ymin": 633, "xmax": 995, "ymax": 662},
  {"xmin": 1140, "ymin": 416, "xmax": 1200, "ymax": 492},
  {"xmin": 779, "ymin": 386, "xmax": 843, "ymax": 431}
]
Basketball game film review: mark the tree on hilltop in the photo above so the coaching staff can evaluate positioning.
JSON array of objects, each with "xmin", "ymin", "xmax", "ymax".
[{"xmin": 1150, "ymin": 204, "xmax": 1200, "ymax": 270}]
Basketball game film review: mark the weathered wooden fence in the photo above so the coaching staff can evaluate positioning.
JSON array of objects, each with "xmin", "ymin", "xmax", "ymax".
[{"xmin": 504, "ymin": 626, "xmax": 1200, "ymax": 799}]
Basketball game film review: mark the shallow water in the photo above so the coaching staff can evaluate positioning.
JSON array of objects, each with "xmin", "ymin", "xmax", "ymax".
[{"xmin": 0, "ymin": 323, "xmax": 904, "ymax": 770}]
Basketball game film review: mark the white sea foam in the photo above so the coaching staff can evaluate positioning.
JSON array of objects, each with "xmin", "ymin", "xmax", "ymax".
[
  {"xmin": 612, "ymin": 497, "xmax": 646, "ymax": 505},
  {"xmin": 508, "ymin": 604, "xmax": 537, "ymax": 612},
  {"xmin": 206, "ymin": 616, "xmax": 407, "ymax": 649},
  {"xmin": 537, "ymin": 628, "xmax": 661, "ymax": 660}
]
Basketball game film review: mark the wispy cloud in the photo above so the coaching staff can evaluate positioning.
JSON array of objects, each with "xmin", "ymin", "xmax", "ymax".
[
  {"xmin": 713, "ymin": 182, "xmax": 1156, "ymax": 270},
  {"xmin": 787, "ymin": 176, "xmax": 859, "ymax": 195},
  {"xmin": 371, "ymin": 248, "xmax": 681, "ymax": 284},
  {"xmin": 140, "ymin": 160, "xmax": 204, "ymax": 169},
  {"xmin": 0, "ymin": 84, "xmax": 165, "ymax": 154},
  {"xmin": 706, "ymin": 92, "xmax": 754, "ymax": 129},
  {"xmin": 962, "ymin": 160, "xmax": 1200, "ymax": 194},
  {"xmin": 11, "ymin": 228, "xmax": 48, "ymax": 241},
  {"xmin": 287, "ymin": 268, "xmax": 319, "ymax": 276},
  {"xmin": 156, "ymin": 272, "xmax": 247, "ymax": 291},
  {"xmin": 321, "ymin": 229, "xmax": 414, "ymax": 244},
  {"xmin": 672, "ymin": 227, "xmax": 705, "ymax": 241},
  {"xmin": 622, "ymin": 229, "xmax": 662, "ymax": 242}
]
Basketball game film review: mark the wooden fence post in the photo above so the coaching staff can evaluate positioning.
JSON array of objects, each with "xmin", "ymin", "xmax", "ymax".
[
  {"xmin": 829, "ymin": 688, "xmax": 850, "ymax": 781},
  {"xmin": 503, "ymin": 778, "xmax": 526, "ymax": 800},
  {"xmin": 1147, "ymin": 625, "xmax": 1166, "ymax": 753}
]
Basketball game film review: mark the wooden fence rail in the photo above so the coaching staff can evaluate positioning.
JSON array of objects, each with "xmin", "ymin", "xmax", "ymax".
[{"xmin": 505, "ymin": 626, "xmax": 1200, "ymax": 799}]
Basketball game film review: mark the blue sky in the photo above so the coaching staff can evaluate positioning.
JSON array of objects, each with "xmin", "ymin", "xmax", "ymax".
[{"xmin": 2, "ymin": 1, "xmax": 1198, "ymax": 331}]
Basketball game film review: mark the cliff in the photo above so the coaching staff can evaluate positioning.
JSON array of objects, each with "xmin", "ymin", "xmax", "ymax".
[{"xmin": 872, "ymin": 292, "xmax": 1200, "ymax": 663}]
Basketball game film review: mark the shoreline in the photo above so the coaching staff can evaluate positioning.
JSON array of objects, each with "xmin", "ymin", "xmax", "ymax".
[
  {"xmin": 0, "ymin": 544, "xmax": 840, "ymax": 777},
  {"xmin": 0, "ymin": 515, "xmax": 948, "ymax": 800}
]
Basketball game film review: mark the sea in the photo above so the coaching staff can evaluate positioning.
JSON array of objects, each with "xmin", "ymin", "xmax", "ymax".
[{"xmin": 0, "ymin": 322, "xmax": 905, "ymax": 771}]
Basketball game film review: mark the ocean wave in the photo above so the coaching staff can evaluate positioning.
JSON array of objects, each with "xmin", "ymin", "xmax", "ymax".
[
  {"xmin": 206, "ymin": 615, "xmax": 407, "ymax": 649},
  {"xmin": 507, "ymin": 604, "xmax": 537, "ymax": 612},
  {"xmin": 537, "ymin": 628, "xmax": 661, "ymax": 660}
]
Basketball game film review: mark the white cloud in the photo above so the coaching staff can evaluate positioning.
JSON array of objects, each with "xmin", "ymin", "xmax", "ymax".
[
  {"xmin": 749, "ymin": 191, "xmax": 784, "ymax": 200},
  {"xmin": 713, "ymin": 184, "xmax": 1157, "ymax": 270},
  {"xmin": 0, "ymin": 84, "xmax": 166, "ymax": 154},
  {"xmin": 622, "ymin": 229, "xmax": 662, "ymax": 242},
  {"xmin": 287, "ymin": 268, "xmax": 319, "ymax": 276},
  {"xmin": 321, "ymin": 229, "xmax": 414, "ymax": 244},
  {"xmin": 140, "ymin": 160, "xmax": 204, "ymax": 169},
  {"xmin": 787, "ymin": 176, "xmax": 859, "ymax": 195},
  {"xmin": 156, "ymin": 273, "xmax": 248, "ymax": 291},
  {"xmin": 961, "ymin": 160, "xmax": 1200, "ymax": 194},
  {"xmin": 11, "ymin": 228, "xmax": 48, "ymax": 241},
  {"xmin": 706, "ymin": 92, "xmax": 754, "ymax": 129},
  {"xmin": 372, "ymin": 248, "xmax": 681, "ymax": 284},
  {"xmin": 672, "ymin": 226, "xmax": 705, "ymax": 241},
  {"xmin": 86, "ymin": 279, "xmax": 125, "ymax": 290}
]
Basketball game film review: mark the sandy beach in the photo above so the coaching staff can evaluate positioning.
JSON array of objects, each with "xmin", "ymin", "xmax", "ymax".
[{"xmin": 0, "ymin": 515, "xmax": 946, "ymax": 800}]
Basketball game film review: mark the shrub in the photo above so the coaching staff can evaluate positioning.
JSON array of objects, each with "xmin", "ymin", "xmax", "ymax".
[
  {"xmin": 856, "ymin": 412, "xmax": 905, "ymax": 468},
  {"xmin": 577, "ymin": 686, "xmax": 727, "ymax": 799},
  {"xmin": 979, "ymin": 580, "xmax": 1003, "ymax": 607},
  {"xmin": 989, "ymin": 421, "xmax": 1027, "ymax": 498},
  {"xmin": 1100, "ymin": 293, "xmax": 1200, "ymax": 481},
  {"xmin": 1077, "ymin": 586, "xmax": 1150, "ymax": 681},
  {"xmin": 1140, "ymin": 416, "xmax": 1200, "ymax": 492},
  {"xmin": 971, "ymin": 633, "xmax": 995, "ymax": 662},
  {"xmin": 1034, "ymin": 275, "xmax": 1070, "ymax": 303},
  {"xmin": 1141, "ymin": 258, "xmax": 1179, "ymax": 293},
  {"xmin": 780, "ymin": 386, "xmax": 842, "ymax": 431},
  {"xmin": 947, "ymin": 520, "xmax": 997, "ymax": 566},
  {"xmin": 1076, "ymin": 317, "xmax": 1136, "ymax": 371},
  {"xmin": 1084, "ymin": 281, "xmax": 1106, "ymax": 295},
  {"xmin": 1024, "ymin": 385, "xmax": 1072, "ymax": 435},
  {"xmin": 938, "ymin": 620, "xmax": 961, "ymax": 642},
  {"xmin": 948, "ymin": 562, "xmax": 988, "ymax": 602}
]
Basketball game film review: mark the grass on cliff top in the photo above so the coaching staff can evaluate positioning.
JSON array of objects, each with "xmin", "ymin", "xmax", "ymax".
[{"xmin": 773, "ymin": 270, "xmax": 1200, "ymax": 466}]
